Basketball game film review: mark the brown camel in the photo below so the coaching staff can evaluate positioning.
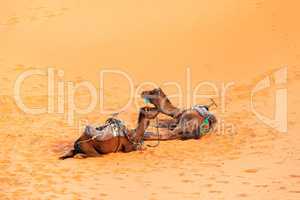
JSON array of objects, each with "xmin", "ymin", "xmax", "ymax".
[
  {"xmin": 59, "ymin": 106, "xmax": 159, "ymax": 159},
  {"xmin": 141, "ymin": 88, "xmax": 217, "ymax": 140}
]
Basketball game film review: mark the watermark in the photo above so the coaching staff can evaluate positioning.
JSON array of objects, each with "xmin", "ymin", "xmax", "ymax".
[
  {"xmin": 12, "ymin": 66, "xmax": 288, "ymax": 135},
  {"xmin": 250, "ymin": 67, "xmax": 288, "ymax": 133}
]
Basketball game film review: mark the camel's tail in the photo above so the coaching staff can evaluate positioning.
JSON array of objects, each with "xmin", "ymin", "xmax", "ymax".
[{"xmin": 59, "ymin": 149, "xmax": 76, "ymax": 160}]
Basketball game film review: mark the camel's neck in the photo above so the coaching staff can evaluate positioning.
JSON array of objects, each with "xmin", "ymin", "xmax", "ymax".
[
  {"xmin": 157, "ymin": 98, "xmax": 181, "ymax": 118},
  {"xmin": 133, "ymin": 117, "xmax": 150, "ymax": 142}
]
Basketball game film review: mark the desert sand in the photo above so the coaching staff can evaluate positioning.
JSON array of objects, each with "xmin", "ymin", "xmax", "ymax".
[{"xmin": 0, "ymin": 0, "xmax": 300, "ymax": 199}]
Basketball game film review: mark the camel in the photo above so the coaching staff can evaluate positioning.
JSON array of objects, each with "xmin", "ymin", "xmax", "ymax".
[
  {"xmin": 141, "ymin": 88, "xmax": 217, "ymax": 140},
  {"xmin": 59, "ymin": 106, "xmax": 159, "ymax": 159}
]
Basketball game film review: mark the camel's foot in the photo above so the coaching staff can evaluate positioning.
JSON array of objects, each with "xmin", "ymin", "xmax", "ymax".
[{"xmin": 74, "ymin": 153, "xmax": 88, "ymax": 159}]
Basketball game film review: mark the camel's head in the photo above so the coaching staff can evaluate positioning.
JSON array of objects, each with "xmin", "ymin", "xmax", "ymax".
[{"xmin": 141, "ymin": 88, "xmax": 166, "ymax": 109}]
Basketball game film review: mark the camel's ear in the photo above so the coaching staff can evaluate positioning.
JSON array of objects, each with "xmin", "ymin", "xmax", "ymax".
[{"xmin": 157, "ymin": 87, "xmax": 165, "ymax": 95}]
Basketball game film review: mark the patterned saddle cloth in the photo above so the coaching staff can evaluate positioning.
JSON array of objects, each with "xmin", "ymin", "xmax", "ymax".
[
  {"xmin": 84, "ymin": 118, "xmax": 127, "ymax": 141},
  {"xmin": 192, "ymin": 105, "xmax": 210, "ymax": 117},
  {"xmin": 192, "ymin": 105, "xmax": 215, "ymax": 135}
]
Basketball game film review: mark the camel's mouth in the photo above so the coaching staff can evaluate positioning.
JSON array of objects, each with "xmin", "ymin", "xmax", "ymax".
[{"xmin": 139, "ymin": 106, "xmax": 159, "ymax": 119}]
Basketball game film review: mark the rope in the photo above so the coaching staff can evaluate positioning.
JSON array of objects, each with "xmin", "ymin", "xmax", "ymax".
[{"xmin": 146, "ymin": 117, "xmax": 160, "ymax": 148}]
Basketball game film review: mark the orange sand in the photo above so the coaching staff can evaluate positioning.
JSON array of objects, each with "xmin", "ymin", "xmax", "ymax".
[{"xmin": 0, "ymin": 0, "xmax": 300, "ymax": 199}]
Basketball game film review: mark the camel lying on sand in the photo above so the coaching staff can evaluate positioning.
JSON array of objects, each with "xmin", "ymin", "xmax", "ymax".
[
  {"xmin": 59, "ymin": 106, "xmax": 159, "ymax": 159},
  {"xmin": 141, "ymin": 88, "xmax": 217, "ymax": 140}
]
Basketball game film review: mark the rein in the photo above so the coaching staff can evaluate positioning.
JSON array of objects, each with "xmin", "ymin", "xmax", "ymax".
[{"xmin": 146, "ymin": 117, "xmax": 160, "ymax": 148}]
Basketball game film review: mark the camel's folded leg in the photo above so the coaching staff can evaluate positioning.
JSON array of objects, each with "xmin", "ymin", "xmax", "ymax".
[
  {"xmin": 156, "ymin": 118, "xmax": 178, "ymax": 129},
  {"xmin": 77, "ymin": 141, "xmax": 102, "ymax": 157},
  {"xmin": 144, "ymin": 127, "xmax": 182, "ymax": 141}
]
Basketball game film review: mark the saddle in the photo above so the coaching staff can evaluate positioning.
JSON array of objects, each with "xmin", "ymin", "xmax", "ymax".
[{"xmin": 84, "ymin": 118, "xmax": 127, "ymax": 141}]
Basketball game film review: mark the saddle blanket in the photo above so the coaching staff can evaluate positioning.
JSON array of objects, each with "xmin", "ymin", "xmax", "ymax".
[
  {"xmin": 192, "ymin": 105, "xmax": 210, "ymax": 117},
  {"xmin": 84, "ymin": 123, "xmax": 125, "ymax": 141}
]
